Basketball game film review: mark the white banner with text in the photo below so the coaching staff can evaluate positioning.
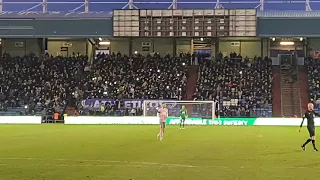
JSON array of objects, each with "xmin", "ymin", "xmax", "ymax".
[{"xmin": 0, "ymin": 116, "xmax": 42, "ymax": 124}]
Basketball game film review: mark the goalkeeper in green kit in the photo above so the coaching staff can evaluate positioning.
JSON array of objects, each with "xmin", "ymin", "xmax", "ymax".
[{"xmin": 179, "ymin": 106, "xmax": 188, "ymax": 129}]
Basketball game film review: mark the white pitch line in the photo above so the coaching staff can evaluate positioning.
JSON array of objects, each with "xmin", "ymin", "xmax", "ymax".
[
  {"xmin": 0, "ymin": 157, "xmax": 197, "ymax": 168},
  {"xmin": 0, "ymin": 163, "xmax": 183, "ymax": 168},
  {"xmin": 45, "ymin": 164, "xmax": 149, "ymax": 168},
  {"xmin": 0, "ymin": 157, "xmax": 318, "ymax": 169}
]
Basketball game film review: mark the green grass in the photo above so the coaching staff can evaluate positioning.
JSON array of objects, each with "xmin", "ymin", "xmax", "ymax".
[{"xmin": 0, "ymin": 125, "xmax": 319, "ymax": 180}]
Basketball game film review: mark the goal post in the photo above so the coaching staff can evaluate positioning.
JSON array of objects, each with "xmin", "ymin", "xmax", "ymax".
[{"xmin": 143, "ymin": 100, "xmax": 218, "ymax": 119}]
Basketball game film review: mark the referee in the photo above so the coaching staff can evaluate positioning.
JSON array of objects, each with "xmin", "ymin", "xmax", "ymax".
[{"xmin": 299, "ymin": 103, "xmax": 320, "ymax": 151}]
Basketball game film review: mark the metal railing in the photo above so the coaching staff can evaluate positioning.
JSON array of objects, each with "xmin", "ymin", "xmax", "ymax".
[{"xmin": 0, "ymin": 0, "xmax": 320, "ymax": 13}]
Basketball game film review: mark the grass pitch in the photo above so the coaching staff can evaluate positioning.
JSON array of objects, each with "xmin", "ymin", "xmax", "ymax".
[{"xmin": 0, "ymin": 125, "xmax": 319, "ymax": 180}]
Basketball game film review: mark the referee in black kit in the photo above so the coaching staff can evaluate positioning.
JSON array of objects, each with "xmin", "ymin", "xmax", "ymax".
[{"xmin": 299, "ymin": 103, "xmax": 320, "ymax": 151}]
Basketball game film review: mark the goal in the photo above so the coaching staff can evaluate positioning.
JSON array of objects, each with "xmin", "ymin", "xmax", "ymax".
[{"xmin": 142, "ymin": 100, "xmax": 218, "ymax": 119}]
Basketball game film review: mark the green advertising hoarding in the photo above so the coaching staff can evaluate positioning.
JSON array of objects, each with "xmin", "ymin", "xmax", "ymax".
[{"xmin": 166, "ymin": 118, "xmax": 257, "ymax": 126}]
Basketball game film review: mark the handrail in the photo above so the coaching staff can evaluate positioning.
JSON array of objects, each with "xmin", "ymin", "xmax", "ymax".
[
  {"xmin": 296, "ymin": 66, "xmax": 303, "ymax": 116},
  {"xmin": 280, "ymin": 68, "xmax": 284, "ymax": 116}
]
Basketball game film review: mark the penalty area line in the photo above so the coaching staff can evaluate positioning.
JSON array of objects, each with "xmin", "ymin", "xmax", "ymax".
[
  {"xmin": 0, "ymin": 157, "xmax": 197, "ymax": 168},
  {"xmin": 0, "ymin": 157, "xmax": 315, "ymax": 169}
]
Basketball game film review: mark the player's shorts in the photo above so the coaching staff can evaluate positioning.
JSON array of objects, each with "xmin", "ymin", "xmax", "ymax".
[
  {"xmin": 160, "ymin": 122, "xmax": 166, "ymax": 129},
  {"xmin": 180, "ymin": 118, "xmax": 186, "ymax": 122},
  {"xmin": 308, "ymin": 126, "xmax": 315, "ymax": 137}
]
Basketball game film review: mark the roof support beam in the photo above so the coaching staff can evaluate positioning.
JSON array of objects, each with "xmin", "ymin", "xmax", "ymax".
[
  {"xmin": 168, "ymin": 0, "xmax": 177, "ymax": 9},
  {"xmin": 0, "ymin": 0, "xmax": 3, "ymax": 12},
  {"xmin": 122, "ymin": 0, "xmax": 138, "ymax": 9},
  {"xmin": 42, "ymin": 0, "xmax": 47, "ymax": 13},
  {"xmin": 306, "ymin": 0, "xmax": 312, "ymax": 11},
  {"xmin": 85, "ymin": 0, "xmax": 89, "ymax": 12},
  {"xmin": 215, "ymin": 0, "xmax": 224, "ymax": 9}
]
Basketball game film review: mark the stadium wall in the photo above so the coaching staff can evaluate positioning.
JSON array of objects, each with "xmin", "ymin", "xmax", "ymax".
[
  {"xmin": 110, "ymin": 37, "xmax": 264, "ymax": 57},
  {"xmin": 2, "ymin": 38, "xmax": 91, "ymax": 57},
  {"xmin": 111, "ymin": 38, "xmax": 187, "ymax": 55},
  {"xmin": 110, "ymin": 38, "xmax": 130, "ymax": 55},
  {"xmin": 2, "ymin": 38, "xmax": 43, "ymax": 56},
  {"xmin": 47, "ymin": 39, "xmax": 88, "ymax": 56},
  {"xmin": 176, "ymin": 38, "xmax": 192, "ymax": 54},
  {"xmin": 307, "ymin": 38, "xmax": 320, "ymax": 56},
  {"xmin": 258, "ymin": 18, "xmax": 320, "ymax": 37},
  {"xmin": 261, "ymin": 38, "xmax": 270, "ymax": 57},
  {"xmin": 0, "ymin": 19, "xmax": 113, "ymax": 37},
  {"xmin": 218, "ymin": 38, "xmax": 261, "ymax": 58}
]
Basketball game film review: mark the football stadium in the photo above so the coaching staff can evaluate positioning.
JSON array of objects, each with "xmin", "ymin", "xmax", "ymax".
[{"xmin": 1, "ymin": 0, "xmax": 320, "ymax": 179}]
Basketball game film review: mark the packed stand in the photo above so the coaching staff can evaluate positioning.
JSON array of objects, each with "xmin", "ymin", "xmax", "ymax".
[
  {"xmin": 87, "ymin": 52, "xmax": 188, "ymax": 99},
  {"xmin": 195, "ymin": 52, "xmax": 272, "ymax": 117},
  {"xmin": 79, "ymin": 52, "xmax": 189, "ymax": 115},
  {"xmin": 0, "ymin": 52, "xmax": 190, "ymax": 116},
  {"xmin": 0, "ymin": 52, "xmax": 88, "ymax": 116},
  {"xmin": 306, "ymin": 58, "xmax": 320, "ymax": 110}
]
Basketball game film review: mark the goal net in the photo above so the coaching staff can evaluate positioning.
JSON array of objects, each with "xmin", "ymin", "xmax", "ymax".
[{"xmin": 143, "ymin": 100, "xmax": 217, "ymax": 119}]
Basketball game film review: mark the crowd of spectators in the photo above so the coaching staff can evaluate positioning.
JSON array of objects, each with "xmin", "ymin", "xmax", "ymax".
[
  {"xmin": 0, "ymin": 52, "xmax": 87, "ymax": 115},
  {"xmin": 87, "ymin": 52, "xmax": 188, "ymax": 100},
  {"xmin": 195, "ymin": 52, "xmax": 272, "ymax": 117},
  {"xmin": 78, "ymin": 52, "xmax": 189, "ymax": 115},
  {"xmin": 0, "ymin": 50, "xmax": 274, "ymax": 117},
  {"xmin": 306, "ymin": 58, "xmax": 320, "ymax": 110},
  {"xmin": 0, "ymin": 52, "xmax": 190, "ymax": 116}
]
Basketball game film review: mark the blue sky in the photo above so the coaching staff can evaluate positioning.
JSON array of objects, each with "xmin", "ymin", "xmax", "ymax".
[{"xmin": 3, "ymin": 0, "xmax": 320, "ymax": 11}]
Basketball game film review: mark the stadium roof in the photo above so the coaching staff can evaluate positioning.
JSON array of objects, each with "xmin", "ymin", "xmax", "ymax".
[{"xmin": 1, "ymin": 0, "xmax": 320, "ymax": 12}]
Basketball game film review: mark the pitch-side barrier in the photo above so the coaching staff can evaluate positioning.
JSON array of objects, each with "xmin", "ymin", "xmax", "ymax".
[
  {"xmin": 64, "ymin": 117, "xmax": 320, "ymax": 126},
  {"xmin": 0, "ymin": 116, "xmax": 42, "ymax": 124},
  {"xmin": 1, "ymin": 116, "xmax": 320, "ymax": 126}
]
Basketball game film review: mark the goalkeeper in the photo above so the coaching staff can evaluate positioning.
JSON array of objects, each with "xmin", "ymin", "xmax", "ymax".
[{"xmin": 179, "ymin": 106, "xmax": 188, "ymax": 129}]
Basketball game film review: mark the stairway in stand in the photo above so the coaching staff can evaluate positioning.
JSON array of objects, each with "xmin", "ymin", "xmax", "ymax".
[
  {"xmin": 280, "ymin": 70, "xmax": 301, "ymax": 117},
  {"xmin": 185, "ymin": 65, "xmax": 199, "ymax": 116},
  {"xmin": 272, "ymin": 66, "xmax": 281, "ymax": 117},
  {"xmin": 298, "ymin": 66, "xmax": 310, "ymax": 113},
  {"xmin": 185, "ymin": 65, "xmax": 199, "ymax": 100}
]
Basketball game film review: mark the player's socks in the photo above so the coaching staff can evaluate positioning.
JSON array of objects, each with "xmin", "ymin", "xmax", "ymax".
[
  {"xmin": 303, "ymin": 139, "xmax": 312, "ymax": 147},
  {"xmin": 312, "ymin": 140, "xmax": 318, "ymax": 151}
]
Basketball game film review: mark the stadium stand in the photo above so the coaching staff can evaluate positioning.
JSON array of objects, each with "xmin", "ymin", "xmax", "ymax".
[
  {"xmin": 0, "ymin": 53, "xmax": 88, "ymax": 115},
  {"xmin": 0, "ymin": 52, "xmax": 190, "ymax": 116},
  {"xmin": 306, "ymin": 58, "xmax": 320, "ymax": 111},
  {"xmin": 88, "ymin": 52, "xmax": 189, "ymax": 100},
  {"xmin": 195, "ymin": 52, "xmax": 272, "ymax": 117},
  {"xmin": 0, "ymin": 50, "xmax": 275, "ymax": 117}
]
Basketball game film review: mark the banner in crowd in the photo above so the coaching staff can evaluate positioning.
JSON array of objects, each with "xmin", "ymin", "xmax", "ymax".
[
  {"xmin": 81, "ymin": 99, "xmax": 141, "ymax": 110},
  {"xmin": 81, "ymin": 99, "xmax": 180, "ymax": 110},
  {"xmin": 81, "ymin": 99, "xmax": 192, "ymax": 116},
  {"xmin": 81, "ymin": 99, "xmax": 214, "ymax": 118}
]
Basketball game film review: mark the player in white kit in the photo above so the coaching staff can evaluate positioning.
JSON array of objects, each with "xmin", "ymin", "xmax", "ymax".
[{"xmin": 157, "ymin": 104, "xmax": 168, "ymax": 141}]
